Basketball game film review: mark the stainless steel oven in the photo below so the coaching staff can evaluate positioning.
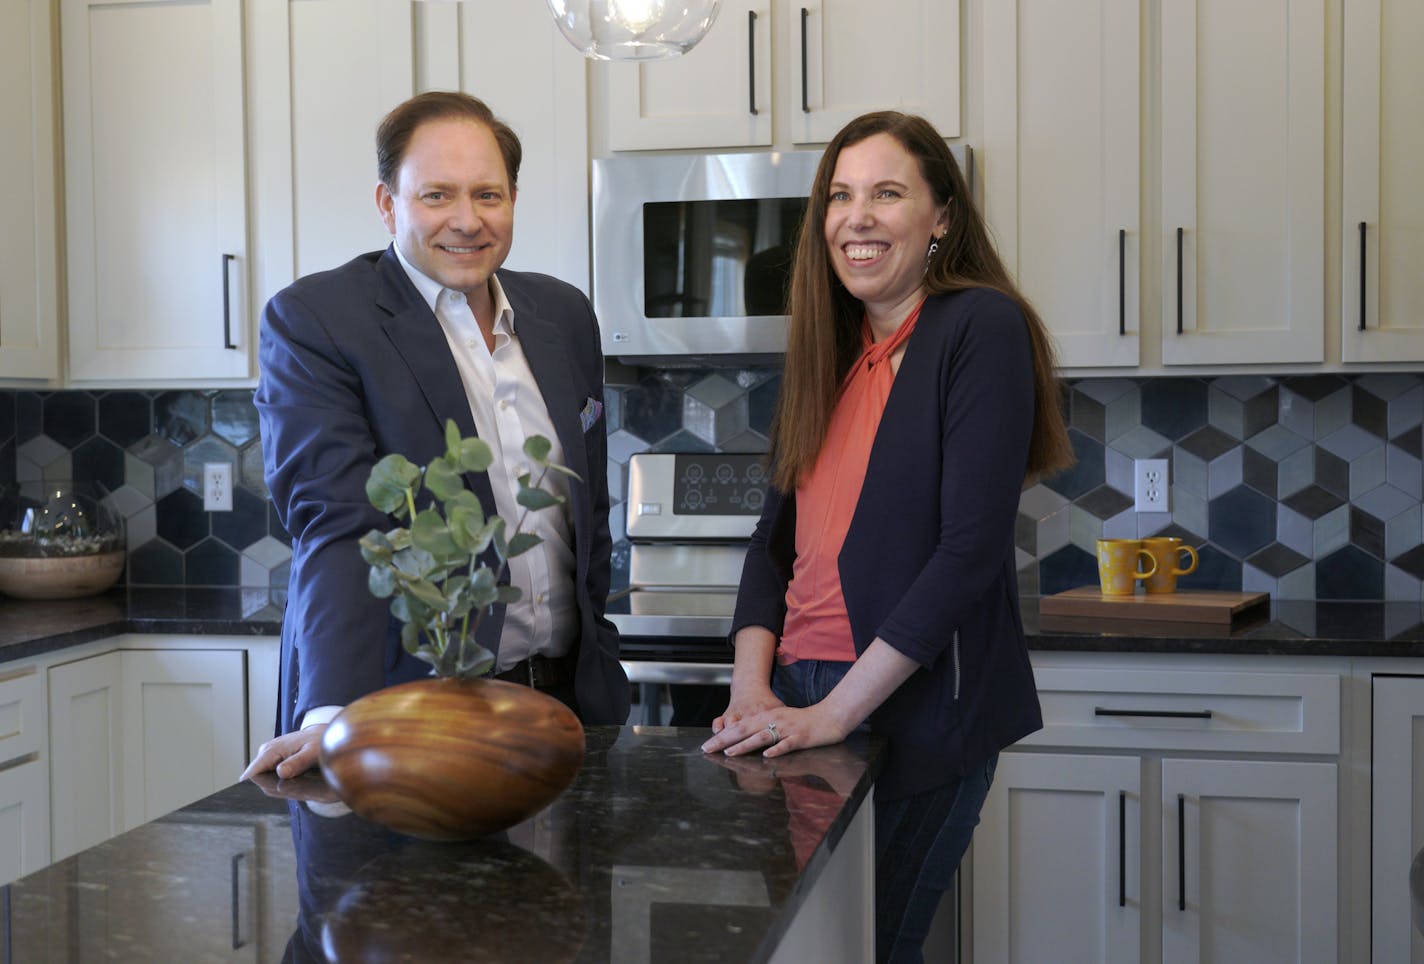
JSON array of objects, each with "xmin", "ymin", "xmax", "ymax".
[{"xmin": 610, "ymin": 451, "xmax": 767, "ymax": 724}]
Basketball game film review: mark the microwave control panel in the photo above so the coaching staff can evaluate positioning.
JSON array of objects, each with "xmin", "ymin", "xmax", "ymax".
[{"xmin": 626, "ymin": 453, "xmax": 767, "ymax": 540}]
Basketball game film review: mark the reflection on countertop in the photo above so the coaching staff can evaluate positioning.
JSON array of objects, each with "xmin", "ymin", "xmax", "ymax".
[{"xmin": 4, "ymin": 726, "xmax": 883, "ymax": 963}]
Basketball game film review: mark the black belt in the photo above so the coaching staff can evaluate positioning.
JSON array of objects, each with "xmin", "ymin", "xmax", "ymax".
[{"xmin": 491, "ymin": 653, "xmax": 576, "ymax": 691}]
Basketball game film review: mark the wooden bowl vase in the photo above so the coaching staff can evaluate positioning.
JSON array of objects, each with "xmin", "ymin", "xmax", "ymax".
[{"xmin": 319, "ymin": 677, "xmax": 585, "ymax": 840}]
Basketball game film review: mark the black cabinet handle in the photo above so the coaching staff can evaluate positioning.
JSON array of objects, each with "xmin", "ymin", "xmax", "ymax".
[
  {"xmin": 1175, "ymin": 227, "xmax": 1184, "ymax": 335},
  {"xmin": 1095, "ymin": 707, "xmax": 1213, "ymax": 720},
  {"xmin": 1177, "ymin": 793, "xmax": 1186, "ymax": 911},
  {"xmin": 1119, "ymin": 229, "xmax": 1126, "ymax": 335},
  {"xmin": 800, "ymin": 8, "xmax": 810, "ymax": 113},
  {"xmin": 747, "ymin": 11, "xmax": 758, "ymax": 116},
  {"xmin": 1118, "ymin": 791, "xmax": 1126, "ymax": 908},
  {"xmin": 1359, "ymin": 221, "xmax": 1367, "ymax": 331},
  {"xmin": 230, "ymin": 852, "xmax": 247, "ymax": 949},
  {"xmin": 222, "ymin": 253, "xmax": 238, "ymax": 349}
]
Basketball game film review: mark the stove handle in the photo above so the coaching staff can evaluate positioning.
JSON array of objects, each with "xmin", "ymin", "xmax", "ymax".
[{"xmin": 620, "ymin": 661, "xmax": 733, "ymax": 686}]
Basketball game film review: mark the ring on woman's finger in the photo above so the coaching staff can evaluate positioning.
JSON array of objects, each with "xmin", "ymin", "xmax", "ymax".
[{"xmin": 765, "ymin": 722, "xmax": 780, "ymax": 743}]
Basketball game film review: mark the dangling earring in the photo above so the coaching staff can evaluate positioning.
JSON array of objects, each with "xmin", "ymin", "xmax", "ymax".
[{"xmin": 925, "ymin": 237, "xmax": 940, "ymax": 264}]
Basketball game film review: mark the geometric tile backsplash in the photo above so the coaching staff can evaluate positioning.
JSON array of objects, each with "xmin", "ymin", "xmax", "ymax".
[{"xmin": 3, "ymin": 370, "xmax": 1422, "ymax": 600}]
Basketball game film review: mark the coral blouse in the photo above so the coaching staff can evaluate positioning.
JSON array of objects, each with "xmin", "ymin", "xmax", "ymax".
[{"xmin": 778, "ymin": 299, "xmax": 925, "ymax": 664}]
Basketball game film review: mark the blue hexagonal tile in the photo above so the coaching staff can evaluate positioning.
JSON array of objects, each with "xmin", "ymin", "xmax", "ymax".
[
  {"xmin": 73, "ymin": 437, "xmax": 125, "ymax": 493},
  {"xmin": 154, "ymin": 391, "xmax": 210, "ymax": 445},
  {"xmin": 1038, "ymin": 544, "xmax": 1098, "ymax": 595},
  {"xmin": 98, "ymin": 392, "xmax": 152, "ymax": 448},
  {"xmin": 1317, "ymin": 545, "xmax": 1383, "ymax": 600},
  {"xmin": 1177, "ymin": 543, "xmax": 1242, "ymax": 592},
  {"xmin": 156, "ymin": 488, "xmax": 207, "ymax": 549},
  {"xmin": 1041, "ymin": 429, "xmax": 1105, "ymax": 501},
  {"xmin": 211, "ymin": 390, "xmax": 260, "ymax": 446},
  {"xmin": 1141, "ymin": 379, "xmax": 1208, "ymax": 441},
  {"xmin": 1208, "ymin": 485, "xmax": 1275, "ymax": 558},
  {"xmin": 42, "ymin": 392, "xmax": 96, "ymax": 449}
]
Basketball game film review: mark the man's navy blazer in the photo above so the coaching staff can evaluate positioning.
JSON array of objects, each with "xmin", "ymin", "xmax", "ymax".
[{"xmin": 257, "ymin": 246, "xmax": 630, "ymax": 734}]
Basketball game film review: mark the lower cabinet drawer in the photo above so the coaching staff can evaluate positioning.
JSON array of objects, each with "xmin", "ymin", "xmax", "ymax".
[
  {"xmin": 1020, "ymin": 666, "xmax": 1340, "ymax": 755},
  {"xmin": 0, "ymin": 666, "xmax": 42, "ymax": 765}
]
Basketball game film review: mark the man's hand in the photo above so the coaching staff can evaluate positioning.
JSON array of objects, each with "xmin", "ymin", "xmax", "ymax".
[{"xmin": 240, "ymin": 723, "xmax": 329, "ymax": 781}]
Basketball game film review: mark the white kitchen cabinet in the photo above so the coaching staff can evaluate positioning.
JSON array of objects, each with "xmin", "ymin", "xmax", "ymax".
[
  {"xmin": 1372, "ymin": 674, "xmax": 1424, "ymax": 963},
  {"xmin": 0, "ymin": 663, "xmax": 48, "ymax": 885},
  {"xmin": 118, "ymin": 648, "xmax": 247, "ymax": 830},
  {"xmin": 972, "ymin": 658, "xmax": 1341, "ymax": 962},
  {"xmin": 47, "ymin": 650, "xmax": 123, "ymax": 861},
  {"xmin": 0, "ymin": 0, "xmax": 60, "ymax": 382},
  {"xmin": 982, "ymin": 0, "xmax": 1140, "ymax": 368},
  {"xmin": 1161, "ymin": 758, "xmax": 1337, "ymax": 964},
  {"xmin": 605, "ymin": 0, "xmax": 958, "ymax": 151},
  {"xmin": 1341, "ymin": 0, "xmax": 1424, "ymax": 362},
  {"xmin": 47, "ymin": 643, "xmax": 248, "ymax": 860},
  {"xmin": 61, "ymin": 0, "xmax": 252, "ymax": 381},
  {"xmin": 605, "ymin": 0, "xmax": 771, "ymax": 151},
  {"xmin": 0, "ymin": 760, "xmax": 49, "ymax": 886},
  {"xmin": 974, "ymin": 752, "xmax": 1142, "ymax": 962},
  {"xmin": 247, "ymin": 0, "xmax": 416, "ymax": 306},
  {"xmin": 1159, "ymin": 0, "xmax": 1325, "ymax": 365}
]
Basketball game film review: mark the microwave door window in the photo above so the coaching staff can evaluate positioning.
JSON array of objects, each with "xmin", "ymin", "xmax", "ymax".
[{"xmin": 642, "ymin": 198, "xmax": 804, "ymax": 320}]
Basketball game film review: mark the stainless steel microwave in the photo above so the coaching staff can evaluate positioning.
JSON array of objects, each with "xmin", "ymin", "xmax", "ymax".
[
  {"xmin": 592, "ymin": 150, "xmax": 822, "ymax": 365},
  {"xmin": 591, "ymin": 146, "xmax": 974, "ymax": 365}
]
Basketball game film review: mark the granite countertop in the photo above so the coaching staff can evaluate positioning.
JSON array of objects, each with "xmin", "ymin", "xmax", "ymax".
[
  {"xmin": 5, "ymin": 589, "xmax": 1424, "ymax": 665},
  {"xmin": 4, "ymin": 726, "xmax": 882, "ymax": 963}
]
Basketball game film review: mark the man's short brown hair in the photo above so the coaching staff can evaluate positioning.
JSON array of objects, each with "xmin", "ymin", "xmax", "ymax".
[{"xmin": 376, "ymin": 91, "xmax": 522, "ymax": 192}]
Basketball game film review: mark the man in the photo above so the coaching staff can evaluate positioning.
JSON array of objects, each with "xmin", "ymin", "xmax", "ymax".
[{"xmin": 242, "ymin": 92, "xmax": 629, "ymax": 781}]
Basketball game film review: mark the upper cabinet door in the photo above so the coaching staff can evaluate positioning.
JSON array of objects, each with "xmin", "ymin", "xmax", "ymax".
[
  {"xmin": 983, "ymin": 0, "xmax": 1139, "ymax": 369},
  {"xmin": 0, "ymin": 0, "xmax": 60, "ymax": 381},
  {"xmin": 247, "ymin": 0, "xmax": 416, "ymax": 310},
  {"xmin": 607, "ymin": 0, "xmax": 773, "ymax": 151},
  {"xmin": 63, "ymin": 0, "xmax": 252, "ymax": 381},
  {"xmin": 1342, "ymin": 0, "xmax": 1424, "ymax": 362},
  {"xmin": 1160, "ymin": 0, "xmax": 1325, "ymax": 366},
  {"xmin": 789, "ymin": 0, "xmax": 959, "ymax": 145}
]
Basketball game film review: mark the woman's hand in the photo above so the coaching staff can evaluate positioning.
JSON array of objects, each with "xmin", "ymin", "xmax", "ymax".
[
  {"xmin": 710, "ymin": 683, "xmax": 783, "ymax": 736},
  {"xmin": 701, "ymin": 703, "xmax": 851, "ymax": 758}
]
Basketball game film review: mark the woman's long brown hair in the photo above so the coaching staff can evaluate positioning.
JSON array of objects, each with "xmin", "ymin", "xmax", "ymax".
[{"xmin": 768, "ymin": 110, "xmax": 1074, "ymax": 491}]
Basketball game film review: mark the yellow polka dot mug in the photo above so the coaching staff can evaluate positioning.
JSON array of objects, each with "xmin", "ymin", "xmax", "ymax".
[{"xmin": 1096, "ymin": 539, "xmax": 1158, "ymax": 596}]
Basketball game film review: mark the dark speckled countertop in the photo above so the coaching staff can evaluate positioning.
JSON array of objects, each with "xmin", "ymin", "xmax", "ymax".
[
  {"xmin": 4, "ymin": 726, "xmax": 882, "ymax": 963},
  {"xmin": 4, "ymin": 590, "xmax": 1424, "ymax": 664}
]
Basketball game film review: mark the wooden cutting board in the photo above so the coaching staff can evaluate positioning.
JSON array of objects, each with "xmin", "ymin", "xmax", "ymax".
[{"xmin": 1039, "ymin": 586, "xmax": 1270, "ymax": 626}]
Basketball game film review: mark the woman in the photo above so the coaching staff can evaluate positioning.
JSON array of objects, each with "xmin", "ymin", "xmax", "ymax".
[{"xmin": 700, "ymin": 111, "xmax": 1074, "ymax": 962}]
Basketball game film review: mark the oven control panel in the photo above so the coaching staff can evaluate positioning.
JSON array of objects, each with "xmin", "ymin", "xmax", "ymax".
[{"xmin": 625, "ymin": 453, "xmax": 767, "ymax": 540}]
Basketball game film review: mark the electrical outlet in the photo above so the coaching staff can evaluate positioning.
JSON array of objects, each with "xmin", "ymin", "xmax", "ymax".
[
  {"xmin": 1133, "ymin": 458, "xmax": 1169, "ymax": 512},
  {"xmin": 203, "ymin": 462, "xmax": 233, "ymax": 512}
]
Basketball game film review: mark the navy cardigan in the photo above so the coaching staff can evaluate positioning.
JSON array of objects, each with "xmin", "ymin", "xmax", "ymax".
[{"xmin": 731, "ymin": 288, "xmax": 1044, "ymax": 800}]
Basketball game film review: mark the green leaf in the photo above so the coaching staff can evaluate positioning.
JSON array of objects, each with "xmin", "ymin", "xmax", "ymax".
[
  {"xmin": 522, "ymin": 435, "xmax": 553, "ymax": 463},
  {"xmin": 505, "ymin": 532, "xmax": 542, "ymax": 558},
  {"xmin": 368, "ymin": 566, "xmax": 396, "ymax": 598},
  {"xmin": 392, "ymin": 545, "xmax": 437, "ymax": 579},
  {"xmin": 423, "ymin": 457, "xmax": 465, "ymax": 502},
  {"xmin": 444, "ymin": 419, "xmax": 462, "ymax": 459},
  {"xmin": 410, "ymin": 508, "xmax": 460, "ymax": 559},
  {"xmin": 391, "ymin": 593, "xmax": 427, "ymax": 626},
  {"xmin": 366, "ymin": 455, "xmax": 420, "ymax": 514},
  {"xmin": 542, "ymin": 462, "xmax": 582, "ymax": 482},
  {"xmin": 400, "ymin": 621, "xmax": 422, "ymax": 655},
  {"xmin": 358, "ymin": 529, "xmax": 394, "ymax": 565},
  {"xmin": 406, "ymin": 579, "xmax": 447, "ymax": 610},
  {"xmin": 494, "ymin": 585, "xmax": 522, "ymax": 605},
  {"xmin": 490, "ymin": 517, "xmax": 509, "ymax": 559},
  {"xmin": 456, "ymin": 437, "xmax": 494, "ymax": 473},
  {"xmin": 453, "ymin": 645, "xmax": 495, "ymax": 680},
  {"xmin": 516, "ymin": 487, "xmax": 561, "ymax": 512}
]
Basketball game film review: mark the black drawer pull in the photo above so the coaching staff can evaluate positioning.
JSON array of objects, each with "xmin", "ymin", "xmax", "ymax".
[
  {"xmin": 747, "ymin": 11, "xmax": 758, "ymax": 116},
  {"xmin": 800, "ymin": 8, "xmax": 810, "ymax": 113},
  {"xmin": 222, "ymin": 253, "xmax": 238, "ymax": 349},
  {"xmin": 1359, "ymin": 220, "xmax": 1367, "ymax": 331},
  {"xmin": 1175, "ymin": 227, "xmax": 1184, "ymax": 335},
  {"xmin": 1177, "ymin": 794, "xmax": 1186, "ymax": 911},
  {"xmin": 1118, "ymin": 790, "xmax": 1126, "ymax": 907},
  {"xmin": 1095, "ymin": 707, "xmax": 1212, "ymax": 720},
  {"xmin": 1119, "ymin": 228, "xmax": 1126, "ymax": 335}
]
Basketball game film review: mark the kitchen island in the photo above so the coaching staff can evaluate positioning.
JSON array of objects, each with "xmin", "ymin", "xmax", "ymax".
[{"xmin": 2, "ymin": 726, "xmax": 883, "ymax": 963}]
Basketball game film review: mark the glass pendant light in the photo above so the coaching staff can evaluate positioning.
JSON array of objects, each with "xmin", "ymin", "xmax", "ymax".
[{"xmin": 547, "ymin": 0, "xmax": 723, "ymax": 61}]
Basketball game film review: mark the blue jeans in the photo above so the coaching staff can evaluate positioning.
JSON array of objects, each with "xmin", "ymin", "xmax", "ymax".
[{"xmin": 772, "ymin": 658, "xmax": 997, "ymax": 964}]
